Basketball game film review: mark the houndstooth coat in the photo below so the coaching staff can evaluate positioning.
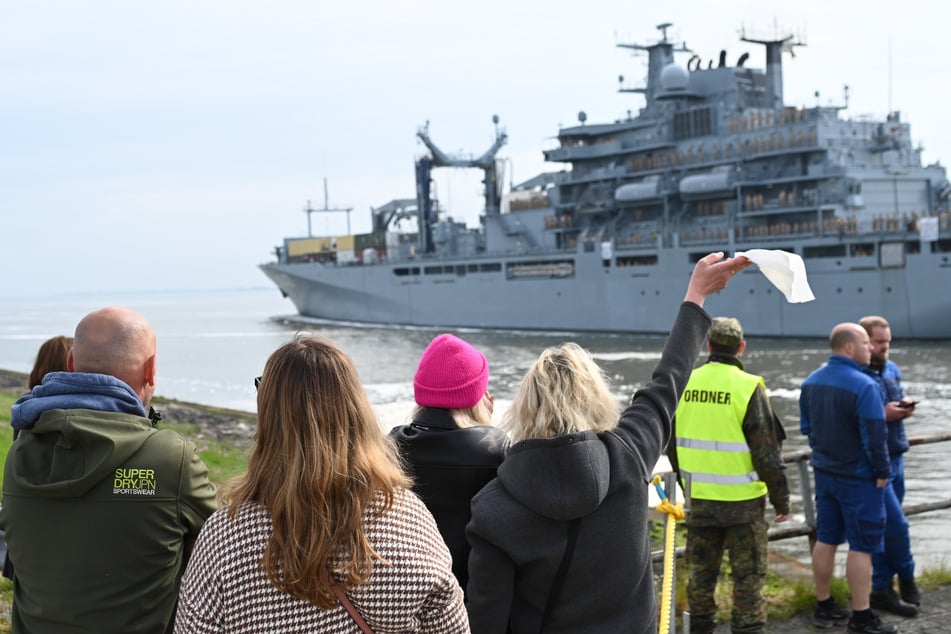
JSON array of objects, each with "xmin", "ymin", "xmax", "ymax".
[{"xmin": 174, "ymin": 489, "xmax": 469, "ymax": 633}]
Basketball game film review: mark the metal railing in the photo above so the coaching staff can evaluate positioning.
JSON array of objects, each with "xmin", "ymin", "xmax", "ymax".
[
  {"xmin": 651, "ymin": 431, "xmax": 951, "ymax": 561},
  {"xmin": 651, "ymin": 431, "xmax": 951, "ymax": 634}
]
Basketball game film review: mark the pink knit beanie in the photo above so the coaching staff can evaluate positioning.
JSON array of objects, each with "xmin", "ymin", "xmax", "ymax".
[{"xmin": 413, "ymin": 334, "xmax": 489, "ymax": 409}]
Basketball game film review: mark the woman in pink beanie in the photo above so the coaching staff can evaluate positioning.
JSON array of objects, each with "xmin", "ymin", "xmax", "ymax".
[{"xmin": 390, "ymin": 333, "xmax": 508, "ymax": 597}]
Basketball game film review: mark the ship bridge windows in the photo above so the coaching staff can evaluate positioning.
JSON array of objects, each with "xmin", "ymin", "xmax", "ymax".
[
  {"xmin": 673, "ymin": 107, "xmax": 714, "ymax": 141},
  {"xmin": 393, "ymin": 267, "xmax": 421, "ymax": 276}
]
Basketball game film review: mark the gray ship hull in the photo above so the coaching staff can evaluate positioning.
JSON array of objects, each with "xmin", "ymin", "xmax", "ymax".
[{"xmin": 260, "ymin": 245, "xmax": 951, "ymax": 339}]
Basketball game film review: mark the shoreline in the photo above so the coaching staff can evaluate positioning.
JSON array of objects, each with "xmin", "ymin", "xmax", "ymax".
[{"xmin": 0, "ymin": 368, "xmax": 256, "ymax": 445}]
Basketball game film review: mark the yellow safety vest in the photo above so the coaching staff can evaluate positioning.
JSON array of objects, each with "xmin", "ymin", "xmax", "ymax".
[{"xmin": 674, "ymin": 362, "xmax": 767, "ymax": 502}]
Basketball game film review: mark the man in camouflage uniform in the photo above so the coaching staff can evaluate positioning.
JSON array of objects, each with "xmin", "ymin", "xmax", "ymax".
[{"xmin": 668, "ymin": 317, "xmax": 790, "ymax": 634}]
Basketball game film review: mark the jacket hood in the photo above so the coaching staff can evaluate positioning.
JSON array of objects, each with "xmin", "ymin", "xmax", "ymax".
[
  {"xmin": 12, "ymin": 372, "xmax": 146, "ymax": 430},
  {"xmin": 496, "ymin": 431, "xmax": 610, "ymax": 520},
  {"xmin": 7, "ymin": 409, "xmax": 156, "ymax": 499}
]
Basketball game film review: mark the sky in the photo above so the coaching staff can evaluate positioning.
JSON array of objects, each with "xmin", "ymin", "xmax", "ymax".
[{"xmin": 3, "ymin": 0, "xmax": 948, "ymax": 297}]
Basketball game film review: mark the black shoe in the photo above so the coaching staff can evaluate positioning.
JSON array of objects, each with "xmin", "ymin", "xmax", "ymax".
[
  {"xmin": 847, "ymin": 610, "xmax": 898, "ymax": 634},
  {"xmin": 814, "ymin": 600, "xmax": 851, "ymax": 628},
  {"xmin": 898, "ymin": 577, "xmax": 921, "ymax": 606},
  {"xmin": 870, "ymin": 587, "xmax": 918, "ymax": 617}
]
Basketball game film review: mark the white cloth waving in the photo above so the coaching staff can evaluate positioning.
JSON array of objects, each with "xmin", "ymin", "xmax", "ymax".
[{"xmin": 735, "ymin": 249, "xmax": 816, "ymax": 303}]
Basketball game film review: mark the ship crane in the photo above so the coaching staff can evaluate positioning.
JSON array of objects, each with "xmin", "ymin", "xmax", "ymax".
[{"xmin": 414, "ymin": 116, "xmax": 508, "ymax": 253}]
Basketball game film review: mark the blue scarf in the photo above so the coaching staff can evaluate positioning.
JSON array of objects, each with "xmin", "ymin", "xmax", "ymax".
[{"xmin": 11, "ymin": 371, "xmax": 147, "ymax": 431}]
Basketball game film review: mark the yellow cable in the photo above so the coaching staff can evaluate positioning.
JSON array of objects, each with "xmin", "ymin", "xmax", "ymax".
[{"xmin": 652, "ymin": 475, "xmax": 684, "ymax": 634}]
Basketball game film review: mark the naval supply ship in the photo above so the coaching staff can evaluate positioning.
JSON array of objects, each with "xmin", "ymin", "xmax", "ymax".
[{"xmin": 261, "ymin": 23, "xmax": 951, "ymax": 338}]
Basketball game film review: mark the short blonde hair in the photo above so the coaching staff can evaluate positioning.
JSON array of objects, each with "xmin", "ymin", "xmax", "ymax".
[
  {"xmin": 412, "ymin": 392, "xmax": 493, "ymax": 429},
  {"xmin": 503, "ymin": 343, "xmax": 619, "ymax": 444}
]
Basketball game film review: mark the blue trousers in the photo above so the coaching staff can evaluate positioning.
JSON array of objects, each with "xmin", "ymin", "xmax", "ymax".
[{"xmin": 872, "ymin": 454, "xmax": 916, "ymax": 589}]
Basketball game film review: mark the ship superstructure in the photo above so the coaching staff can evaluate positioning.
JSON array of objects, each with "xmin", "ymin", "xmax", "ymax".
[{"xmin": 261, "ymin": 23, "xmax": 951, "ymax": 338}]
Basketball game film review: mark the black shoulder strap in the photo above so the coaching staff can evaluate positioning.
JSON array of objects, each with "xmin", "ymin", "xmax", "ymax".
[{"xmin": 539, "ymin": 517, "xmax": 581, "ymax": 632}]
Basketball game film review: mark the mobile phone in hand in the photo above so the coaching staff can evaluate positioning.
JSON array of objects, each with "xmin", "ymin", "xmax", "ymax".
[{"xmin": 897, "ymin": 401, "xmax": 918, "ymax": 409}]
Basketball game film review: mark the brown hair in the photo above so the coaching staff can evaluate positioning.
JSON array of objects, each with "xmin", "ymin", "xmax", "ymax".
[
  {"xmin": 858, "ymin": 315, "xmax": 890, "ymax": 334},
  {"xmin": 29, "ymin": 335, "xmax": 74, "ymax": 389},
  {"xmin": 225, "ymin": 335, "xmax": 410, "ymax": 608}
]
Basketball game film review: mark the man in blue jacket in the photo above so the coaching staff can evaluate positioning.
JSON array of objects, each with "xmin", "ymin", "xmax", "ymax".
[
  {"xmin": 800, "ymin": 323, "xmax": 894, "ymax": 634},
  {"xmin": 860, "ymin": 315, "xmax": 920, "ymax": 617}
]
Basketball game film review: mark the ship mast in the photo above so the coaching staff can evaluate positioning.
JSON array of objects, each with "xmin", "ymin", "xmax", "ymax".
[
  {"xmin": 303, "ymin": 178, "xmax": 353, "ymax": 237},
  {"xmin": 739, "ymin": 27, "xmax": 804, "ymax": 109},
  {"xmin": 616, "ymin": 22, "xmax": 689, "ymax": 113}
]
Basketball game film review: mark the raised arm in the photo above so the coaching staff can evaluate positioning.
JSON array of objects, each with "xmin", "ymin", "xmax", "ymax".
[
  {"xmin": 683, "ymin": 252, "xmax": 751, "ymax": 307},
  {"xmin": 615, "ymin": 252, "xmax": 750, "ymax": 472}
]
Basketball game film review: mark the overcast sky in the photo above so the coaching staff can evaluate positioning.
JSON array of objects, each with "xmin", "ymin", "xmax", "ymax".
[{"xmin": 3, "ymin": 0, "xmax": 947, "ymax": 297}]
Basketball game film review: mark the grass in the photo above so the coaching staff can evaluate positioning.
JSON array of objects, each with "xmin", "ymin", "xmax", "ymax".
[
  {"xmin": 649, "ymin": 518, "xmax": 945, "ymax": 626},
  {"xmin": 155, "ymin": 419, "xmax": 250, "ymax": 485},
  {"xmin": 0, "ymin": 392, "xmax": 16, "ymax": 630}
]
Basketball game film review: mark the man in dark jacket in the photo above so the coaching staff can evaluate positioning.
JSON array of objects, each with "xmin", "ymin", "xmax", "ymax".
[
  {"xmin": 0, "ymin": 306, "xmax": 218, "ymax": 634},
  {"xmin": 800, "ymin": 322, "xmax": 895, "ymax": 634},
  {"xmin": 669, "ymin": 316, "xmax": 789, "ymax": 634}
]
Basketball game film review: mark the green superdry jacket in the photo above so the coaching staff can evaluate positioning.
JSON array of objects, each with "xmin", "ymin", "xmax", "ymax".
[{"xmin": 0, "ymin": 408, "xmax": 218, "ymax": 633}]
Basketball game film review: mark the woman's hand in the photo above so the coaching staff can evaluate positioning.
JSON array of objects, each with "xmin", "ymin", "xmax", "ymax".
[{"xmin": 683, "ymin": 252, "xmax": 751, "ymax": 307}]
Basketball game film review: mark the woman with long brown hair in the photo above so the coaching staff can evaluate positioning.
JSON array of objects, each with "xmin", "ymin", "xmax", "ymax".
[
  {"xmin": 28, "ymin": 335, "xmax": 74, "ymax": 390},
  {"xmin": 175, "ymin": 335, "xmax": 468, "ymax": 633}
]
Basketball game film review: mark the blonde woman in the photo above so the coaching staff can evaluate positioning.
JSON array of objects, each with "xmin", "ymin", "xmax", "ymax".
[
  {"xmin": 175, "ymin": 336, "xmax": 468, "ymax": 633},
  {"xmin": 466, "ymin": 252, "xmax": 749, "ymax": 634}
]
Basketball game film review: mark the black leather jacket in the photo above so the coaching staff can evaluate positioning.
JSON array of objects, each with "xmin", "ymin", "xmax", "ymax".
[{"xmin": 390, "ymin": 407, "xmax": 508, "ymax": 594}]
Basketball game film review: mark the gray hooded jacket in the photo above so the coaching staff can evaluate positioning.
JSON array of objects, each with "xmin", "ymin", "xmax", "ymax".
[{"xmin": 466, "ymin": 302, "xmax": 710, "ymax": 634}]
